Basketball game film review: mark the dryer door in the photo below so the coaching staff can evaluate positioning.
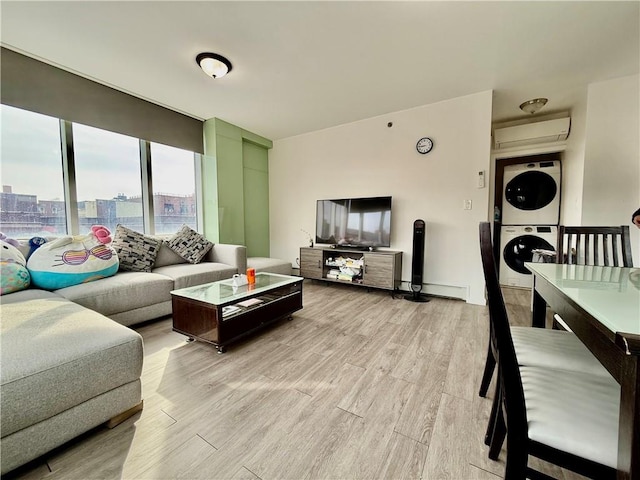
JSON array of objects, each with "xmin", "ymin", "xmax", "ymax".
[
  {"xmin": 503, "ymin": 234, "xmax": 554, "ymax": 274},
  {"xmin": 504, "ymin": 171, "xmax": 557, "ymax": 211}
]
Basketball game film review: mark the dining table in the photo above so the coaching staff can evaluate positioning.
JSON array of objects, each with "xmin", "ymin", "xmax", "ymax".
[{"xmin": 525, "ymin": 262, "xmax": 640, "ymax": 480}]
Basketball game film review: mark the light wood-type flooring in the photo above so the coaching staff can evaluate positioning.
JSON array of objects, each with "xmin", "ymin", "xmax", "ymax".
[{"xmin": 9, "ymin": 281, "xmax": 587, "ymax": 480}]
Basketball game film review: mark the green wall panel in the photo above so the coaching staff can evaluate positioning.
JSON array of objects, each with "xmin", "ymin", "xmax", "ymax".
[
  {"xmin": 201, "ymin": 154, "xmax": 219, "ymax": 243},
  {"xmin": 216, "ymin": 133, "xmax": 245, "ymax": 245},
  {"xmin": 202, "ymin": 118, "xmax": 271, "ymax": 252},
  {"xmin": 243, "ymin": 141, "xmax": 270, "ymax": 257},
  {"xmin": 202, "ymin": 121, "xmax": 219, "ymax": 242}
]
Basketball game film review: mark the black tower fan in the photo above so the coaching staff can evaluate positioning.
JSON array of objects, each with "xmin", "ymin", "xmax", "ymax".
[{"xmin": 404, "ymin": 219, "xmax": 429, "ymax": 302}]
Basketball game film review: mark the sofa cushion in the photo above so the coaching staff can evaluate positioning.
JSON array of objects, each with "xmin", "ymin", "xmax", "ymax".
[
  {"xmin": 0, "ymin": 295, "xmax": 143, "ymax": 437},
  {"xmin": 112, "ymin": 225, "xmax": 161, "ymax": 272},
  {"xmin": 206, "ymin": 244, "xmax": 247, "ymax": 273},
  {"xmin": 55, "ymin": 271, "xmax": 174, "ymax": 316},
  {"xmin": 154, "ymin": 262, "xmax": 236, "ymax": 290},
  {"xmin": 247, "ymin": 257, "xmax": 292, "ymax": 276},
  {"xmin": 153, "ymin": 241, "xmax": 188, "ymax": 268},
  {"xmin": 165, "ymin": 225, "xmax": 213, "ymax": 264},
  {"xmin": 0, "ymin": 288, "xmax": 62, "ymax": 304}
]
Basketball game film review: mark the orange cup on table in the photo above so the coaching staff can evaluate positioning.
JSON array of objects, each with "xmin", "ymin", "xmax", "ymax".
[{"xmin": 246, "ymin": 268, "xmax": 256, "ymax": 285}]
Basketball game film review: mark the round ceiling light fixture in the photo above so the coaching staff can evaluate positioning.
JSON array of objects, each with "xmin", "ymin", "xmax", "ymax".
[
  {"xmin": 196, "ymin": 52, "xmax": 233, "ymax": 78},
  {"xmin": 519, "ymin": 98, "xmax": 548, "ymax": 114}
]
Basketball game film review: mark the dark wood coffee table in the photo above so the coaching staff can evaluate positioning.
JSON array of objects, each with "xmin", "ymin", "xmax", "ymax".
[{"xmin": 171, "ymin": 273, "xmax": 303, "ymax": 353}]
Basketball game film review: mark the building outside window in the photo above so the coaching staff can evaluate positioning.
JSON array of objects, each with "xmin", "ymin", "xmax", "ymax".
[
  {"xmin": 73, "ymin": 123, "xmax": 143, "ymax": 234},
  {"xmin": 0, "ymin": 105, "xmax": 67, "ymax": 238},
  {"xmin": 1, "ymin": 105, "xmax": 202, "ymax": 239},
  {"xmin": 150, "ymin": 142, "xmax": 197, "ymax": 234}
]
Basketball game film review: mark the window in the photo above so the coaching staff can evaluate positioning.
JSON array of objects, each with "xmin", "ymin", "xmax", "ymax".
[
  {"xmin": 0, "ymin": 105, "xmax": 67, "ymax": 238},
  {"xmin": 1, "ymin": 105, "xmax": 202, "ymax": 238},
  {"xmin": 73, "ymin": 123, "xmax": 142, "ymax": 234},
  {"xmin": 150, "ymin": 142, "xmax": 197, "ymax": 234}
]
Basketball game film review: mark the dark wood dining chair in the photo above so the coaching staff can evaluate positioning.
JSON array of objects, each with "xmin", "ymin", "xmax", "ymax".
[
  {"xmin": 553, "ymin": 225, "xmax": 633, "ymax": 331},
  {"xmin": 478, "ymin": 223, "xmax": 610, "ymax": 398},
  {"xmin": 479, "ymin": 222, "xmax": 612, "ymax": 456},
  {"xmin": 479, "ymin": 222, "xmax": 620, "ymax": 479},
  {"xmin": 556, "ymin": 225, "xmax": 633, "ymax": 267}
]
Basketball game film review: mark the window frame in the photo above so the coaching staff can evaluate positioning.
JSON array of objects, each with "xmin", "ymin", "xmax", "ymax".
[{"xmin": 1, "ymin": 106, "xmax": 203, "ymax": 238}]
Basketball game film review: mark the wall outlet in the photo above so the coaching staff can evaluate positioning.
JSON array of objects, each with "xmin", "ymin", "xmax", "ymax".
[{"xmin": 464, "ymin": 199, "xmax": 473, "ymax": 210}]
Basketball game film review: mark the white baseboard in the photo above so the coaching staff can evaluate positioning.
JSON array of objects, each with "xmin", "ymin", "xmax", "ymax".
[{"xmin": 397, "ymin": 281, "xmax": 468, "ymax": 302}]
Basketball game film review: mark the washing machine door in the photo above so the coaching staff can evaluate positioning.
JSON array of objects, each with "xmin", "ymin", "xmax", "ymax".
[
  {"xmin": 504, "ymin": 171, "xmax": 557, "ymax": 211},
  {"xmin": 503, "ymin": 235, "xmax": 555, "ymax": 274}
]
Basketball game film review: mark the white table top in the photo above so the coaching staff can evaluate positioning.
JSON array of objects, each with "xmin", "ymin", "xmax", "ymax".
[{"xmin": 525, "ymin": 263, "xmax": 640, "ymax": 336}]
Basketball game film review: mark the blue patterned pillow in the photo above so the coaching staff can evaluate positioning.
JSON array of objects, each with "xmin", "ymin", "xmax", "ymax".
[{"xmin": 112, "ymin": 224, "xmax": 160, "ymax": 272}]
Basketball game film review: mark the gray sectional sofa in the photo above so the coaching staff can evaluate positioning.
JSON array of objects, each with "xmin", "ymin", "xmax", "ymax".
[
  {"xmin": 247, "ymin": 256, "xmax": 292, "ymax": 276},
  {"xmin": 0, "ymin": 289, "xmax": 144, "ymax": 475},
  {"xmin": 0, "ymin": 240, "xmax": 247, "ymax": 474},
  {"xmin": 54, "ymin": 241, "xmax": 247, "ymax": 326}
]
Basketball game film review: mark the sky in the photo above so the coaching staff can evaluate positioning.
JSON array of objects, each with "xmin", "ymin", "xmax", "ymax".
[{"xmin": 1, "ymin": 105, "xmax": 196, "ymax": 201}]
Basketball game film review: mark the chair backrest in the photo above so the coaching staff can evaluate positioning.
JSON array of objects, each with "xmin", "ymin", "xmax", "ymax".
[
  {"xmin": 479, "ymin": 222, "xmax": 529, "ymax": 472},
  {"xmin": 556, "ymin": 225, "xmax": 633, "ymax": 267}
]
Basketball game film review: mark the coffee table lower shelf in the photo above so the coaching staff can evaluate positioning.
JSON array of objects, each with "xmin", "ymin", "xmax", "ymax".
[{"xmin": 171, "ymin": 281, "xmax": 303, "ymax": 353}]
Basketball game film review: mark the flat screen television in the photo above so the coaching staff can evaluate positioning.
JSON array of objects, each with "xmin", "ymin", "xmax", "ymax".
[{"xmin": 316, "ymin": 196, "xmax": 392, "ymax": 248}]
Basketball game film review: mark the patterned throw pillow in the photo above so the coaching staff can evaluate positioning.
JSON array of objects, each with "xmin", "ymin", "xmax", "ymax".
[
  {"xmin": 166, "ymin": 225, "xmax": 213, "ymax": 264},
  {"xmin": 112, "ymin": 224, "xmax": 161, "ymax": 272},
  {"xmin": 26, "ymin": 232, "xmax": 118, "ymax": 290}
]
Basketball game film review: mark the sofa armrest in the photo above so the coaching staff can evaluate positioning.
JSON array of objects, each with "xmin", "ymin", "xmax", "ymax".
[{"xmin": 208, "ymin": 244, "xmax": 247, "ymax": 273}]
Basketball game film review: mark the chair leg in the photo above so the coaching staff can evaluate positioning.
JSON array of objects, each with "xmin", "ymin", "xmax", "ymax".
[
  {"xmin": 479, "ymin": 342, "xmax": 495, "ymax": 397},
  {"xmin": 488, "ymin": 398, "xmax": 506, "ymax": 461},
  {"xmin": 484, "ymin": 381, "xmax": 500, "ymax": 446},
  {"xmin": 504, "ymin": 430, "xmax": 528, "ymax": 480},
  {"xmin": 504, "ymin": 453, "xmax": 528, "ymax": 480}
]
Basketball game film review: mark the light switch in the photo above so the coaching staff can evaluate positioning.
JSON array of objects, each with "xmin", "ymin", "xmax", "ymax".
[{"xmin": 478, "ymin": 170, "xmax": 485, "ymax": 188}]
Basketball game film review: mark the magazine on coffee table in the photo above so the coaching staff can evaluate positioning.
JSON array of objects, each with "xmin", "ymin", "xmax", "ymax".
[
  {"xmin": 236, "ymin": 298, "xmax": 264, "ymax": 308},
  {"xmin": 222, "ymin": 305, "xmax": 241, "ymax": 317}
]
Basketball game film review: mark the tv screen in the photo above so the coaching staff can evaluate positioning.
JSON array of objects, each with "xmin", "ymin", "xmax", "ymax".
[{"xmin": 316, "ymin": 196, "xmax": 392, "ymax": 248}]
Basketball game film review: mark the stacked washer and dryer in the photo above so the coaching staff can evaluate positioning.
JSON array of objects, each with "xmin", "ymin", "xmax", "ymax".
[{"xmin": 499, "ymin": 161, "xmax": 561, "ymax": 288}]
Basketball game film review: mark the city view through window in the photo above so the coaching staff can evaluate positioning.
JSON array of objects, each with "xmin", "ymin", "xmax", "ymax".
[{"xmin": 1, "ymin": 105, "xmax": 198, "ymax": 239}]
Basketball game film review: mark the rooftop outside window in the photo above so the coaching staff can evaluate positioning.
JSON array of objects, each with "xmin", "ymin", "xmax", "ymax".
[{"xmin": 0, "ymin": 105, "xmax": 67, "ymax": 238}]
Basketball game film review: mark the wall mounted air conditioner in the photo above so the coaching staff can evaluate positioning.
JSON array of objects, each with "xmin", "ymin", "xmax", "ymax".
[{"xmin": 494, "ymin": 117, "xmax": 571, "ymax": 149}]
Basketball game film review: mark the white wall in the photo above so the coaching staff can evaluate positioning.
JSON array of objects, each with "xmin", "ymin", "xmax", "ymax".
[
  {"xmin": 269, "ymin": 91, "xmax": 493, "ymax": 305},
  {"xmin": 582, "ymin": 74, "xmax": 640, "ymax": 263},
  {"xmin": 560, "ymin": 91, "xmax": 588, "ymax": 226}
]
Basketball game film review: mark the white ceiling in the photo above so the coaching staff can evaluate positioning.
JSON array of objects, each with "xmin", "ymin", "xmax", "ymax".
[{"xmin": 1, "ymin": 1, "xmax": 638, "ymax": 140}]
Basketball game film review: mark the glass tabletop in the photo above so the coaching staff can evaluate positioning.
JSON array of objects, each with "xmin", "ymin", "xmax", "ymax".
[
  {"xmin": 171, "ymin": 272, "xmax": 301, "ymax": 306},
  {"xmin": 525, "ymin": 263, "xmax": 640, "ymax": 336}
]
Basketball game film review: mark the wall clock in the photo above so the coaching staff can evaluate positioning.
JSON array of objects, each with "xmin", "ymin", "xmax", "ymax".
[{"xmin": 416, "ymin": 137, "xmax": 434, "ymax": 154}]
